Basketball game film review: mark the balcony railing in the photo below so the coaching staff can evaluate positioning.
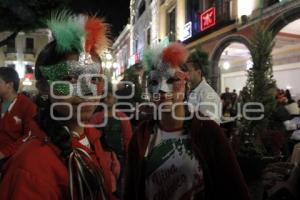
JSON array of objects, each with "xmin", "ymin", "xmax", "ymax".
[
  {"xmin": 5, "ymin": 47, "xmax": 16, "ymax": 54},
  {"xmin": 24, "ymin": 48, "xmax": 35, "ymax": 54},
  {"xmin": 24, "ymin": 49, "xmax": 36, "ymax": 62}
]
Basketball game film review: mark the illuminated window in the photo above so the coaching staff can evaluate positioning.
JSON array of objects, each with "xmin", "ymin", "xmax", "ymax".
[{"xmin": 25, "ymin": 38, "xmax": 34, "ymax": 53}]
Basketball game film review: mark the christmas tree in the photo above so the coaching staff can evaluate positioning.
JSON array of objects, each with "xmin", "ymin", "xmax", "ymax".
[
  {"xmin": 238, "ymin": 26, "xmax": 277, "ymax": 181},
  {"xmin": 241, "ymin": 25, "xmax": 277, "ymax": 144}
]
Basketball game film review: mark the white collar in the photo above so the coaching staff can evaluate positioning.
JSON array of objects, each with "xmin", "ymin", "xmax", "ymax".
[{"xmin": 191, "ymin": 78, "xmax": 207, "ymax": 93}]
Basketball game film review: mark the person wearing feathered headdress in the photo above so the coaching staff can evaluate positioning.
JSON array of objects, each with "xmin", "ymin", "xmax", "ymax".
[
  {"xmin": 0, "ymin": 11, "xmax": 119, "ymax": 200},
  {"xmin": 124, "ymin": 43, "xmax": 250, "ymax": 200}
]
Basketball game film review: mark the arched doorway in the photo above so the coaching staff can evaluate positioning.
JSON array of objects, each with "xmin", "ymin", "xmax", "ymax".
[
  {"xmin": 270, "ymin": 18, "xmax": 300, "ymax": 99},
  {"xmin": 210, "ymin": 35, "xmax": 251, "ymax": 94},
  {"xmin": 218, "ymin": 42, "xmax": 252, "ymax": 94}
]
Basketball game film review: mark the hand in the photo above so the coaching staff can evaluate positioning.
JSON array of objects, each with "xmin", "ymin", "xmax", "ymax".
[{"xmin": 173, "ymin": 71, "xmax": 189, "ymax": 102}]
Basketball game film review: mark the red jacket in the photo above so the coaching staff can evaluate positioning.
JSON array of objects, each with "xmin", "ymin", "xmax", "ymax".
[
  {"xmin": 0, "ymin": 120, "xmax": 118, "ymax": 200},
  {"xmin": 124, "ymin": 118, "xmax": 250, "ymax": 200},
  {"xmin": 90, "ymin": 111, "xmax": 133, "ymax": 153},
  {"xmin": 0, "ymin": 94, "xmax": 37, "ymax": 157}
]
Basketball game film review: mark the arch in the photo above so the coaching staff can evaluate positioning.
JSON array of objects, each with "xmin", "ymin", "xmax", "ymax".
[
  {"xmin": 268, "ymin": 4, "xmax": 300, "ymax": 36},
  {"xmin": 268, "ymin": 4, "xmax": 300, "ymax": 98},
  {"xmin": 210, "ymin": 35, "xmax": 251, "ymax": 93}
]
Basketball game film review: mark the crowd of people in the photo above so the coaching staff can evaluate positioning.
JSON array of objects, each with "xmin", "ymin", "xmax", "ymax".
[
  {"xmin": 0, "ymin": 11, "xmax": 298, "ymax": 200},
  {"xmin": 219, "ymin": 85, "xmax": 300, "ymax": 157},
  {"xmin": 220, "ymin": 87, "xmax": 300, "ymax": 119}
]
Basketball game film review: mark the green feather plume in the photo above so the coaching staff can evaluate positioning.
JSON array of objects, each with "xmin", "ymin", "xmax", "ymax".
[
  {"xmin": 46, "ymin": 10, "xmax": 85, "ymax": 53},
  {"xmin": 143, "ymin": 45, "xmax": 163, "ymax": 72}
]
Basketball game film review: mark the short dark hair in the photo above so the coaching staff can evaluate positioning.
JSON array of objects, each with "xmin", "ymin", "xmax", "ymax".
[
  {"xmin": 186, "ymin": 48, "xmax": 210, "ymax": 77},
  {"xmin": 0, "ymin": 67, "xmax": 20, "ymax": 92},
  {"xmin": 35, "ymin": 41, "xmax": 71, "ymax": 81}
]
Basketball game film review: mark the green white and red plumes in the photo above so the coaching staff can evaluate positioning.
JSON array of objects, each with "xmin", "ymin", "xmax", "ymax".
[
  {"xmin": 161, "ymin": 42, "xmax": 189, "ymax": 67},
  {"xmin": 46, "ymin": 11, "xmax": 109, "ymax": 55}
]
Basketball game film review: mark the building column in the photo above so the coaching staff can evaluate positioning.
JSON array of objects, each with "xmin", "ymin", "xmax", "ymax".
[
  {"xmin": 176, "ymin": 0, "xmax": 186, "ymax": 41},
  {"xmin": 159, "ymin": 4, "xmax": 167, "ymax": 41}
]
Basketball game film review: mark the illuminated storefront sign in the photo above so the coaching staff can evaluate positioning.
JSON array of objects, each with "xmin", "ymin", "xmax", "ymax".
[
  {"xmin": 182, "ymin": 21, "xmax": 192, "ymax": 40},
  {"xmin": 134, "ymin": 53, "xmax": 139, "ymax": 63},
  {"xmin": 199, "ymin": 7, "xmax": 216, "ymax": 31},
  {"xmin": 128, "ymin": 52, "xmax": 140, "ymax": 66}
]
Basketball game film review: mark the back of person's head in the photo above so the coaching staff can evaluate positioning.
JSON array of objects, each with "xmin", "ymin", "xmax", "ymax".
[
  {"xmin": 285, "ymin": 89, "xmax": 292, "ymax": 100},
  {"xmin": 35, "ymin": 41, "xmax": 73, "ymax": 81},
  {"xmin": 0, "ymin": 67, "xmax": 20, "ymax": 92}
]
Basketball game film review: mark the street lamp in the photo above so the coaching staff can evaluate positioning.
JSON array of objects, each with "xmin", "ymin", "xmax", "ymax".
[
  {"xmin": 106, "ymin": 61, "xmax": 112, "ymax": 69},
  {"xmin": 106, "ymin": 53, "xmax": 112, "ymax": 60},
  {"xmin": 113, "ymin": 62, "xmax": 119, "ymax": 68}
]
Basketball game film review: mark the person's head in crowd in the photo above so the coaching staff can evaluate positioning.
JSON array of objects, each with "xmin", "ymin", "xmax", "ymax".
[
  {"xmin": 276, "ymin": 88, "xmax": 288, "ymax": 105},
  {"xmin": 225, "ymin": 87, "xmax": 229, "ymax": 93},
  {"xmin": 103, "ymin": 82, "xmax": 117, "ymax": 110},
  {"xmin": 0, "ymin": 67, "xmax": 20, "ymax": 100},
  {"xmin": 185, "ymin": 48, "xmax": 209, "ymax": 90},
  {"xmin": 143, "ymin": 42, "xmax": 189, "ymax": 125},
  {"xmin": 285, "ymin": 89, "xmax": 293, "ymax": 101}
]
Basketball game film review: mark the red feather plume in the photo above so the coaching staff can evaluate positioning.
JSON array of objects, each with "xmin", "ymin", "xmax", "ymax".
[
  {"xmin": 85, "ymin": 17, "xmax": 109, "ymax": 54},
  {"xmin": 161, "ymin": 43, "xmax": 189, "ymax": 67}
]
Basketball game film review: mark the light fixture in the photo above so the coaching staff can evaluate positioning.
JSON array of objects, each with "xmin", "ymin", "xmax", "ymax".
[
  {"xmin": 286, "ymin": 85, "xmax": 292, "ymax": 90},
  {"xmin": 223, "ymin": 61, "xmax": 231, "ymax": 70},
  {"xmin": 113, "ymin": 62, "xmax": 119, "ymax": 68},
  {"xmin": 106, "ymin": 61, "xmax": 112, "ymax": 69},
  {"xmin": 238, "ymin": 0, "xmax": 255, "ymax": 19},
  {"xmin": 106, "ymin": 53, "xmax": 112, "ymax": 60}
]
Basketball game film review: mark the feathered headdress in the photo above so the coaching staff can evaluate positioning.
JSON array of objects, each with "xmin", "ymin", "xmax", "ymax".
[
  {"xmin": 46, "ymin": 10, "xmax": 109, "ymax": 56},
  {"xmin": 39, "ymin": 11, "xmax": 110, "ymax": 96},
  {"xmin": 143, "ymin": 42, "xmax": 189, "ymax": 73},
  {"xmin": 161, "ymin": 43, "xmax": 189, "ymax": 68},
  {"xmin": 143, "ymin": 45, "xmax": 163, "ymax": 72}
]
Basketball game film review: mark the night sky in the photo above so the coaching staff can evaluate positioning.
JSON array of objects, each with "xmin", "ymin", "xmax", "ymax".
[{"xmin": 71, "ymin": 0, "xmax": 131, "ymax": 40}]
